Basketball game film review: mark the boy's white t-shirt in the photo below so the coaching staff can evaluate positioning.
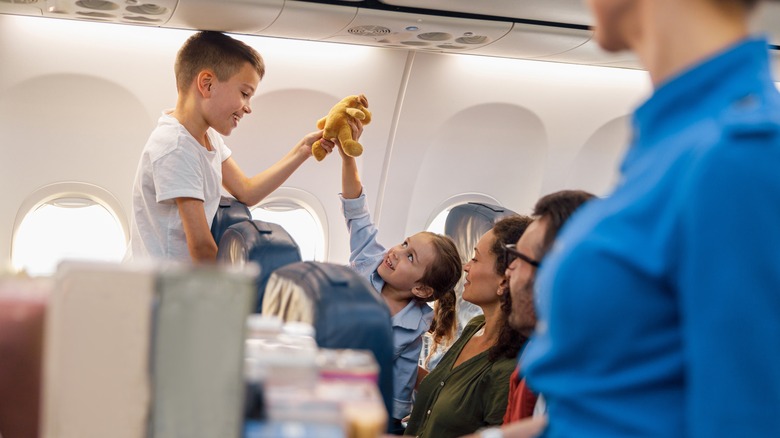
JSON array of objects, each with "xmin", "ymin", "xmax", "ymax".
[{"xmin": 125, "ymin": 112, "xmax": 232, "ymax": 262}]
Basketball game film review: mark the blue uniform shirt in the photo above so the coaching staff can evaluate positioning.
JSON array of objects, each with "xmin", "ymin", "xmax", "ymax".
[
  {"xmin": 523, "ymin": 37, "xmax": 780, "ymax": 437},
  {"xmin": 340, "ymin": 193, "xmax": 433, "ymax": 420}
]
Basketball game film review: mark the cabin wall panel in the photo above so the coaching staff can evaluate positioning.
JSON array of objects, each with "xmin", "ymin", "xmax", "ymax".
[
  {"xmin": 0, "ymin": 74, "xmax": 150, "ymax": 261},
  {"xmin": 406, "ymin": 102, "xmax": 548, "ymax": 229},
  {"xmin": 0, "ymin": 16, "xmax": 186, "ymax": 118},
  {"xmin": 566, "ymin": 115, "xmax": 632, "ymax": 196},
  {"xmin": 378, "ymin": 51, "xmax": 649, "ymax": 244},
  {"xmin": 0, "ymin": 15, "xmax": 185, "ymax": 269}
]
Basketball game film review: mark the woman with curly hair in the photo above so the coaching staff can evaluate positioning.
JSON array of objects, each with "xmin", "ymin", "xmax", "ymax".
[{"xmin": 404, "ymin": 215, "xmax": 532, "ymax": 438}]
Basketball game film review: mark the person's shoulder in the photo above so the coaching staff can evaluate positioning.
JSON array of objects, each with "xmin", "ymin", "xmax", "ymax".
[
  {"xmin": 717, "ymin": 87, "xmax": 780, "ymax": 143},
  {"xmin": 409, "ymin": 301, "xmax": 433, "ymax": 331},
  {"xmin": 686, "ymin": 88, "xmax": 780, "ymax": 176},
  {"xmin": 145, "ymin": 114, "xmax": 197, "ymax": 159},
  {"xmin": 675, "ymin": 90, "xmax": 780, "ymax": 209},
  {"xmin": 418, "ymin": 301, "xmax": 433, "ymax": 315}
]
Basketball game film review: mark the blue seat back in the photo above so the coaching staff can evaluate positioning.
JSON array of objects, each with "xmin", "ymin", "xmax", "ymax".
[
  {"xmin": 217, "ymin": 220, "xmax": 302, "ymax": 313},
  {"xmin": 211, "ymin": 196, "xmax": 252, "ymax": 245},
  {"xmin": 261, "ymin": 261, "xmax": 394, "ymax": 422}
]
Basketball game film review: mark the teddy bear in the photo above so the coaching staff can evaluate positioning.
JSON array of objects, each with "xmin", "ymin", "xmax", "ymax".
[{"xmin": 311, "ymin": 94, "xmax": 372, "ymax": 161}]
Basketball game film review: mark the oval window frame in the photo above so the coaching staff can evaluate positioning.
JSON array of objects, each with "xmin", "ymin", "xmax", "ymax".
[
  {"xmin": 424, "ymin": 192, "xmax": 503, "ymax": 234},
  {"xmin": 11, "ymin": 182, "xmax": 128, "ymax": 275},
  {"xmin": 250, "ymin": 187, "xmax": 328, "ymax": 262}
]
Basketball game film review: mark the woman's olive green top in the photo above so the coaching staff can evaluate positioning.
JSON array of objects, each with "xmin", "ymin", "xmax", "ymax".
[{"xmin": 404, "ymin": 315, "xmax": 515, "ymax": 438}]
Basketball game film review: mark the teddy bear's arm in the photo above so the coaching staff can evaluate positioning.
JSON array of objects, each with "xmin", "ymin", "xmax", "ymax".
[{"xmin": 345, "ymin": 108, "xmax": 367, "ymax": 121}]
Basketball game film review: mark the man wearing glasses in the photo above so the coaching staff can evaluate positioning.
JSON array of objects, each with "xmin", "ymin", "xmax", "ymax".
[
  {"xmin": 505, "ymin": 190, "xmax": 595, "ymax": 341},
  {"xmin": 468, "ymin": 190, "xmax": 594, "ymax": 438}
]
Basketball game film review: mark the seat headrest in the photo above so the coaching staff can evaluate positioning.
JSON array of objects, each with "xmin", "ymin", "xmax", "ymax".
[
  {"xmin": 262, "ymin": 261, "xmax": 388, "ymax": 337},
  {"xmin": 217, "ymin": 220, "xmax": 302, "ymax": 312},
  {"xmin": 444, "ymin": 202, "xmax": 517, "ymax": 263},
  {"xmin": 261, "ymin": 261, "xmax": 394, "ymax": 418},
  {"xmin": 210, "ymin": 196, "xmax": 252, "ymax": 244}
]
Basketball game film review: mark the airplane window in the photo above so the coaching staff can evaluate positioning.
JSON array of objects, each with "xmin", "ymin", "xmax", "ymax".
[
  {"xmin": 425, "ymin": 194, "xmax": 502, "ymax": 235},
  {"xmin": 426, "ymin": 208, "xmax": 450, "ymax": 234},
  {"xmin": 12, "ymin": 198, "xmax": 127, "ymax": 277},
  {"xmin": 251, "ymin": 203, "xmax": 324, "ymax": 261}
]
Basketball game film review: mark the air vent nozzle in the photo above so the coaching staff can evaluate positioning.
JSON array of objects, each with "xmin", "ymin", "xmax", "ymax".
[
  {"xmin": 76, "ymin": 11, "xmax": 112, "ymax": 17},
  {"xmin": 417, "ymin": 32, "xmax": 451, "ymax": 42},
  {"xmin": 126, "ymin": 4, "xmax": 167, "ymax": 15},
  {"xmin": 348, "ymin": 25, "xmax": 391, "ymax": 36},
  {"xmin": 455, "ymin": 35, "xmax": 489, "ymax": 44},
  {"xmin": 76, "ymin": 0, "xmax": 118, "ymax": 10}
]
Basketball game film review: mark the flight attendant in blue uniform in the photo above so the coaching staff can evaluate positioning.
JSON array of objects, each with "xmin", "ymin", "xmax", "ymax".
[{"xmin": 519, "ymin": 0, "xmax": 780, "ymax": 437}]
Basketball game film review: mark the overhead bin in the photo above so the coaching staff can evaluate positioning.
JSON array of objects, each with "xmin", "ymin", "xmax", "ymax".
[
  {"xmin": 377, "ymin": 0, "xmax": 594, "ymax": 27},
  {"xmin": 165, "ymin": 0, "xmax": 283, "ymax": 33},
  {"xmin": 0, "ymin": 1, "xmax": 42, "ymax": 17},
  {"xmin": 257, "ymin": 1, "xmax": 357, "ymax": 40},
  {"xmin": 4, "ymin": 0, "xmax": 178, "ymax": 25},
  {"xmin": 473, "ymin": 23, "xmax": 591, "ymax": 60},
  {"xmin": 542, "ymin": 37, "xmax": 641, "ymax": 70},
  {"xmin": 0, "ymin": 0, "xmax": 775, "ymax": 70}
]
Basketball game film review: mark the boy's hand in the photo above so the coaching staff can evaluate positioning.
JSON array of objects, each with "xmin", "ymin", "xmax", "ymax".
[
  {"xmin": 302, "ymin": 130, "xmax": 324, "ymax": 147},
  {"xmin": 296, "ymin": 130, "xmax": 335, "ymax": 159}
]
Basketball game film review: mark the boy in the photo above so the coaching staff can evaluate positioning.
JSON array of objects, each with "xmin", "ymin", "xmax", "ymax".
[{"xmin": 126, "ymin": 31, "xmax": 332, "ymax": 262}]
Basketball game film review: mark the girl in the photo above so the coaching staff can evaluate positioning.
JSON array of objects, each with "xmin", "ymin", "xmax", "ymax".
[{"xmin": 336, "ymin": 136, "xmax": 462, "ymax": 434}]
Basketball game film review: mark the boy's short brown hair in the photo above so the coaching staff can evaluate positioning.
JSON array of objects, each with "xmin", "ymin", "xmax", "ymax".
[{"xmin": 174, "ymin": 31, "xmax": 265, "ymax": 92}]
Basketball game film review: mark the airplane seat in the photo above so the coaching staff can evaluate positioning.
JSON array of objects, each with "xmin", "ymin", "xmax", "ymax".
[
  {"xmin": 216, "ymin": 220, "xmax": 302, "ymax": 313},
  {"xmin": 211, "ymin": 196, "xmax": 252, "ymax": 245},
  {"xmin": 444, "ymin": 202, "xmax": 517, "ymax": 334},
  {"xmin": 262, "ymin": 261, "xmax": 394, "ymax": 423}
]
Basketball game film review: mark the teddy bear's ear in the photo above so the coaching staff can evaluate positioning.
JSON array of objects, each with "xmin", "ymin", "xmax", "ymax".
[{"xmin": 358, "ymin": 94, "xmax": 368, "ymax": 108}]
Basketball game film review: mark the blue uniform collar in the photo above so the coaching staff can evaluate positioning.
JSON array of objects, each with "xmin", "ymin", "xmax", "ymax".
[{"xmin": 626, "ymin": 37, "xmax": 773, "ymax": 169}]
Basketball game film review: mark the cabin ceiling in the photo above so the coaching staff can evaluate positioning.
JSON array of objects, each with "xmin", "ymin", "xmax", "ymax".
[{"xmin": 1, "ymin": 0, "xmax": 779, "ymax": 71}]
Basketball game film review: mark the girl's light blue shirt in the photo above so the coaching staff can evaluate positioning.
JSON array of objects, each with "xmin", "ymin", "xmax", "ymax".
[{"xmin": 341, "ymin": 193, "xmax": 433, "ymax": 420}]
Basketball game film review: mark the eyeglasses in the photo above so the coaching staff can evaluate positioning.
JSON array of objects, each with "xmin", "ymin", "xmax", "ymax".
[{"xmin": 502, "ymin": 243, "xmax": 540, "ymax": 268}]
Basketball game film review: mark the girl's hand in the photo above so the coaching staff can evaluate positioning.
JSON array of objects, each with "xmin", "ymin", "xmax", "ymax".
[
  {"xmin": 349, "ymin": 116, "xmax": 364, "ymax": 142},
  {"xmin": 335, "ymin": 117, "xmax": 364, "ymax": 160}
]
